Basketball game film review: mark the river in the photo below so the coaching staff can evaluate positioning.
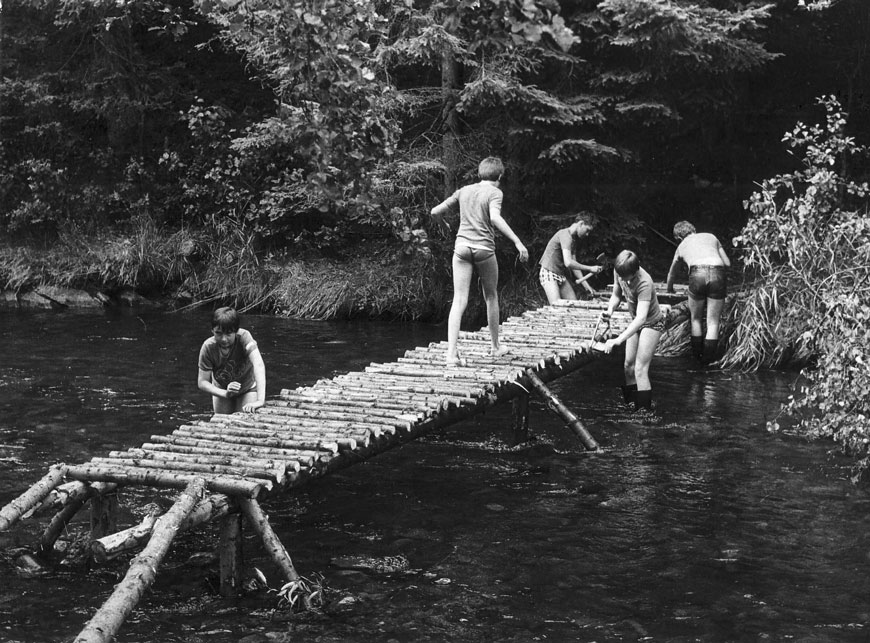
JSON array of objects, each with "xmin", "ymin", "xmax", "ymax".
[{"xmin": 1, "ymin": 308, "xmax": 869, "ymax": 642}]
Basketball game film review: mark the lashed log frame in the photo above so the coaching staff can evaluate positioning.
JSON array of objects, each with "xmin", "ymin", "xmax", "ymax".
[
  {"xmin": 73, "ymin": 478, "xmax": 206, "ymax": 643},
  {"xmin": 0, "ymin": 464, "xmax": 67, "ymax": 531}
]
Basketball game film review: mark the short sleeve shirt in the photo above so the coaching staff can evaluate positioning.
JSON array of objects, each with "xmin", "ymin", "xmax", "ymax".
[
  {"xmin": 438, "ymin": 182, "xmax": 502, "ymax": 251},
  {"xmin": 539, "ymin": 228, "xmax": 576, "ymax": 274},
  {"xmin": 616, "ymin": 268, "xmax": 663, "ymax": 324},
  {"xmin": 198, "ymin": 328, "xmax": 258, "ymax": 393}
]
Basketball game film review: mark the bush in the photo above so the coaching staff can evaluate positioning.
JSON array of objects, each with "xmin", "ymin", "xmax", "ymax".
[{"xmin": 726, "ymin": 96, "xmax": 870, "ymax": 478}]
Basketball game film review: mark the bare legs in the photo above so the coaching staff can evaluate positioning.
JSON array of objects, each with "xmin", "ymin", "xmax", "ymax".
[
  {"xmin": 542, "ymin": 279, "xmax": 578, "ymax": 305},
  {"xmin": 446, "ymin": 252, "xmax": 505, "ymax": 363},
  {"xmin": 622, "ymin": 327, "xmax": 661, "ymax": 391}
]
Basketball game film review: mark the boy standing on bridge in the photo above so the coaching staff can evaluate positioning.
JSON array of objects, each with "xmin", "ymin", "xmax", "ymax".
[
  {"xmin": 665, "ymin": 221, "xmax": 731, "ymax": 363},
  {"xmin": 197, "ymin": 307, "xmax": 266, "ymax": 414},
  {"xmin": 431, "ymin": 156, "xmax": 529, "ymax": 367},
  {"xmin": 538, "ymin": 212, "xmax": 605, "ymax": 303},
  {"xmin": 600, "ymin": 250, "xmax": 664, "ymax": 411}
]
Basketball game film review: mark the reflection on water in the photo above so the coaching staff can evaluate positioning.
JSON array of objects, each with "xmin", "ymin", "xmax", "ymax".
[{"xmin": 2, "ymin": 309, "xmax": 869, "ymax": 642}]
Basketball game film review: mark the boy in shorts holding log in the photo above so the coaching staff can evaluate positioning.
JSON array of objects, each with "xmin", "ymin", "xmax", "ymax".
[
  {"xmin": 601, "ymin": 250, "xmax": 664, "ymax": 411},
  {"xmin": 197, "ymin": 307, "xmax": 266, "ymax": 414},
  {"xmin": 665, "ymin": 221, "xmax": 731, "ymax": 363}
]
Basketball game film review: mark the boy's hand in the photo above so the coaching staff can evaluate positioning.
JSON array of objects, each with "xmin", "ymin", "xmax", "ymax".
[
  {"xmin": 243, "ymin": 400, "xmax": 264, "ymax": 413},
  {"xmin": 602, "ymin": 338, "xmax": 619, "ymax": 354},
  {"xmin": 225, "ymin": 381, "xmax": 242, "ymax": 398},
  {"xmin": 515, "ymin": 242, "xmax": 529, "ymax": 262}
]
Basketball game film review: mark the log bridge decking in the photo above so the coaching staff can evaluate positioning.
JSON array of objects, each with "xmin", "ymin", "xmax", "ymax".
[{"xmin": 0, "ymin": 293, "xmax": 688, "ymax": 643}]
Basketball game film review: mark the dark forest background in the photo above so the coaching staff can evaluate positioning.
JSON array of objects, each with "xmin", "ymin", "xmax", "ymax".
[{"xmin": 1, "ymin": 0, "xmax": 869, "ymax": 318}]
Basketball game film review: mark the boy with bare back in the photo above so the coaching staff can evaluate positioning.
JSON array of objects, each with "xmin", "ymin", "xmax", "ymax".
[{"xmin": 666, "ymin": 221, "xmax": 731, "ymax": 363}]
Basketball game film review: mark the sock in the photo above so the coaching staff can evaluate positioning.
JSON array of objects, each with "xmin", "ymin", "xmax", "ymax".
[
  {"xmin": 703, "ymin": 339, "xmax": 719, "ymax": 364},
  {"xmin": 621, "ymin": 384, "xmax": 637, "ymax": 406},
  {"xmin": 690, "ymin": 336, "xmax": 704, "ymax": 361},
  {"xmin": 634, "ymin": 389, "xmax": 652, "ymax": 411}
]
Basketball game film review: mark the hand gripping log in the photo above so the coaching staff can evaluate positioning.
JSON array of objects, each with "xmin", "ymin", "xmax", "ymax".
[{"xmin": 523, "ymin": 370, "xmax": 599, "ymax": 451}]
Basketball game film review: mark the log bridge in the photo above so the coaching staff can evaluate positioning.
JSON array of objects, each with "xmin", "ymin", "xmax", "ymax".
[{"xmin": 0, "ymin": 294, "xmax": 688, "ymax": 642}]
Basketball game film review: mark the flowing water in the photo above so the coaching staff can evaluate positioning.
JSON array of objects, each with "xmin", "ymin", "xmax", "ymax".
[{"xmin": 1, "ymin": 308, "xmax": 869, "ymax": 643}]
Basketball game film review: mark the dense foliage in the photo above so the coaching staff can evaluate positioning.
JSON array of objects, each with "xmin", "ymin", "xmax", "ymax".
[{"xmin": 726, "ymin": 96, "xmax": 870, "ymax": 476}]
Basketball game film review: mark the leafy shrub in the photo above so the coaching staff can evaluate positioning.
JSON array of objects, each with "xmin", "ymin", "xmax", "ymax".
[{"xmin": 727, "ymin": 96, "xmax": 870, "ymax": 477}]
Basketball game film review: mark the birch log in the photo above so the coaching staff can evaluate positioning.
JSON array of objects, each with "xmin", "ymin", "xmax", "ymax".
[
  {"xmin": 92, "ymin": 494, "xmax": 233, "ymax": 562},
  {"xmin": 0, "ymin": 464, "xmax": 67, "ymax": 531},
  {"xmin": 238, "ymin": 498, "xmax": 300, "ymax": 583},
  {"xmin": 524, "ymin": 370, "xmax": 599, "ymax": 451},
  {"xmin": 73, "ymin": 478, "xmax": 206, "ymax": 643}
]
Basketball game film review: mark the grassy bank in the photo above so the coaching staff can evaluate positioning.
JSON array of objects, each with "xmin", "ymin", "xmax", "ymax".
[{"xmin": 0, "ymin": 223, "xmax": 545, "ymax": 324}]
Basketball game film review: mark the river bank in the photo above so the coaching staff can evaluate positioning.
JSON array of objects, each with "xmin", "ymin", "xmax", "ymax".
[{"xmin": 0, "ymin": 230, "xmax": 559, "ymax": 322}]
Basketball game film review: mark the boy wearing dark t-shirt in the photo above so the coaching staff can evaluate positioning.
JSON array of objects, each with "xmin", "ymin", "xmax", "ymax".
[{"xmin": 197, "ymin": 307, "xmax": 266, "ymax": 414}]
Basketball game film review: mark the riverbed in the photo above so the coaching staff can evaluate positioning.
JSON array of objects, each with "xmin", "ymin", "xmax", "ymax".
[{"xmin": 2, "ymin": 308, "xmax": 869, "ymax": 642}]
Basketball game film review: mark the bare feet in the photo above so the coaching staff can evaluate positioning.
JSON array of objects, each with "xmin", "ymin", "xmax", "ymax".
[
  {"xmin": 445, "ymin": 355, "xmax": 467, "ymax": 367},
  {"xmin": 491, "ymin": 345, "xmax": 511, "ymax": 358}
]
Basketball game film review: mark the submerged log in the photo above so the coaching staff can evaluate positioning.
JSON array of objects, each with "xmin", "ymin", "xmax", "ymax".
[
  {"xmin": 524, "ymin": 370, "xmax": 599, "ymax": 451},
  {"xmin": 0, "ymin": 464, "xmax": 67, "ymax": 531},
  {"xmin": 37, "ymin": 491, "xmax": 92, "ymax": 558},
  {"xmin": 238, "ymin": 498, "xmax": 300, "ymax": 583},
  {"xmin": 73, "ymin": 478, "xmax": 206, "ymax": 643},
  {"xmin": 92, "ymin": 494, "xmax": 233, "ymax": 563}
]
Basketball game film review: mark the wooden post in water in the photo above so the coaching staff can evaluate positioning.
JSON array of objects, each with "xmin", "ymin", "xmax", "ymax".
[
  {"xmin": 511, "ymin": 393, "xmax": 530, "ymax": 445},
  {"xmin": 238, "ymin": 498, "xmax": 300, "ymax": 583},
  {"xmin": 74, "ymin": 478, "xmax": 206, "ymax": 643},
  {"xmin": 524, "ymin": 370, "xmax": 599, "ymax": 451},
  {"xmin": 219, "ymin": 513, "xmax": 244, "ymax": 597},
  {"xmin": 89, "ymin": 492, "xmax": 119, "ymax": 540}
]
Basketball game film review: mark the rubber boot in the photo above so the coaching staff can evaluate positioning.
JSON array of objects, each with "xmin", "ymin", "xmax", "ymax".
[
  {"xmin": 690, "ymin": 336, "xmax": 704, "ymax": 362},
  {"xmin": 634, "ymin": 389, "xmax": 652, "ymax": 411},
  {"xmin": 620, "ymin": 384, "xmax": 637, "ymax": 407},
  {"xmin": 703, "ymin": 339, "xmax": 719, "ymax": 364}
]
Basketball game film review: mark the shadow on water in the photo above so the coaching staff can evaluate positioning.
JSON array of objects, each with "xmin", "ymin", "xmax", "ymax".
[{"xmin": 2, "ymin": 308, "xmax": 870, "ymax": 642}]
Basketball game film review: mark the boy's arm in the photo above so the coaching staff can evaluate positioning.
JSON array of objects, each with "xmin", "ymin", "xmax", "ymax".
[
  {"xmin": 198, "ymin": 368, "xmax": 227, "ymax": 398},
  {"xmin": 717, "ymin": 239, "xmax": 732, "ymax": 267},
  {"xmin": 490, "ymin": 210, "xmax": 529, "ymax": 262},
  {"xmin": 666, "ymin": 249, "xmax": 683, "ymax": 293},
  {"xmin": 244, "ymin": 347, "xmax": 267, "ymax": 412},
  {"xmin": 604, "ymin": 271, "xmax": 623, "ymax": 316}
]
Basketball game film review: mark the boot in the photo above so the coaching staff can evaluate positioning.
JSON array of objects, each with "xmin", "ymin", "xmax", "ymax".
[
  {"xmin": 620, "ymin": 384, "xmax": 637, "ymax": 407},
  {"xmin": 690, "ymin": 335, "xmax": 704, "ymax": 361},
  {"xmin": 703, "ymin": 339, "xmax": 719, "ymax": 364},
  {"xmin": 634, "ymin": 389, "xmax": 652, "ymax": 411}
]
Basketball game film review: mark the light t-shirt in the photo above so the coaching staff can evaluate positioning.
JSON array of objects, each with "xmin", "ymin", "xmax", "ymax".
[
  {"xmin": 434, "ymin": 181, "xmax": 503, "ymax": 251},
  {"xmin": 198, "ymin": 328, "xmax": 258, "ymax": 394}
]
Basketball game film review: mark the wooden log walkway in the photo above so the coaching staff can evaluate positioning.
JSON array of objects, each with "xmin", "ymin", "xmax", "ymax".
[{"xmin": 0, "ymin": 292, "xmax": 689, "ymax": 642}]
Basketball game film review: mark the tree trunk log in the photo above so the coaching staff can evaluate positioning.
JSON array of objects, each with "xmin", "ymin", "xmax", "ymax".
[
  {"xmin": 219, "ymin": 513, "xmax": 243, "ymax": 597},
  {"xmin": 91, "ymin": 494, "xmax": 233, "ymax": 563},
  {"xmin": 73, "ymin": 478, "xmax": 206, "ymax": 643},
  {"xmin": 238, "ymin": 498, "xmax": 299, "ymax": 583},
  {"xmin": 0, "ymin": 464, "xmax": 67, "ymax": 531},
  {"xmin": 524, "ymin": 370, "xmax": 599, "ymax": 451},
  {"xmin": 37, "ymin": 491, "xmax": 91, "ymax": 558},
  {"xmin": 65, "ymin": 464, "xmax": 267, "ymax": 497}
]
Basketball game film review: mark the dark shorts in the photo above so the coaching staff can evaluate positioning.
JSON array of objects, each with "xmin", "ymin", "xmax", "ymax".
[
  {"xmin": 454, "ymin": 245, "xmax": 495, "ymax": 265},
  {"xmin": 641, "ymin": 315, "xmax": 666, "ymax": 333},
  {"xmin": 688, "ymin": 265, "xmax": 727, "ymax": 300}
]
